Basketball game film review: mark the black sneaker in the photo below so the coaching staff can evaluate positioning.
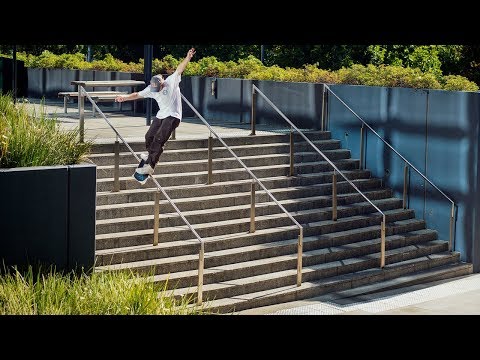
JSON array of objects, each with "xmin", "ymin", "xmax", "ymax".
[{"xmin": 133, "ymin": 171, "xmax": 149, "ymax": 185}]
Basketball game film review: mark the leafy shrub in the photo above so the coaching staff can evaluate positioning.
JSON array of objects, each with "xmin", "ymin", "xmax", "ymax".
[
  {"xmin": 441, "ymin": 75, "xmax": 479, "ymax": 91},
  {"xmin": 246, "ymin": 65, "xmax": 289, "ymax": 81},
  {"xmin": 0, "ymin": 94, "xmax": 91, "ymax": 168},
  {"xmin": 232, "ymin": 55, "xmax": 264, "ymax": 78},
  {"xmin": 337, "ymin": 64, "xmax": 442, "ymax": 89},
  {"xmin": 197, "ymin": 56, "xmax": 230, "ymax": 77},
  {"xmin": 303, "ymin": 63, "xmax": 340, "ymax": 83},
  {"xmin": 90, "ymin": 53, "xmax": 126, "ymax": 71}
]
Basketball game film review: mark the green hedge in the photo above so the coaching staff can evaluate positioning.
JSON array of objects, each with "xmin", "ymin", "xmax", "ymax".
[{"xmin": 2, "ymin": 51, "xmax": 478, "ymax": 92}]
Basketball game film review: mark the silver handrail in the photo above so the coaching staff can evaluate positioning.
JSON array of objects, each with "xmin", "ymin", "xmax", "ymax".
[
  {"xmin": 181, "ymin": 94, "xmax": 305, "ymax": 286},
  {"xmin": 252, "ymin": 84, "xmax": 387, "ymax": 268},
  {"xmin": 80, "ymin": 86, "xmax": 205, "ymax": 305},
  {"xmin": 323, "ymin": 84, "xmax": 455, "ymax": 251}
]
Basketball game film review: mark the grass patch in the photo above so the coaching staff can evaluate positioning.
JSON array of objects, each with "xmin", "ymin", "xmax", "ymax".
[
  {"xmin": 0, "ymin": 266, "xmax": 208, "ymax": 315},
  {"xmin": 0, "ymin": 93, "xmax": 91, "ymax": 168}
]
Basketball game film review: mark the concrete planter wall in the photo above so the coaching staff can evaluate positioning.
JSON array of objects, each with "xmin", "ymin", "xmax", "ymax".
[
  {"xmin": 0, "ymin": 57, "xmax": 28, "ymax": 97},
  {"xmin": 180, "ymin": 77, "xmax": 324, "ymax": 129},
  {"xmin": 27, "ymin": 68, "xmax": 142, "ymax": 98},
  {"xmin": 0, "ymin": 163, "xmax": 96, "ymax": 273}
]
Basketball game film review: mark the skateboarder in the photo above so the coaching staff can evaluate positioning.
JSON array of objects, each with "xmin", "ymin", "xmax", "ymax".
[{"xmin": 115, "ymin": 48, "xmax": 196, "ymax": 184}]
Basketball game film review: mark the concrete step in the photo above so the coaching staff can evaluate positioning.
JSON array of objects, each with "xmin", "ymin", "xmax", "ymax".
[
  {"xmin": 95, "ymin": 218, "xmax": 428, "ymax": 266},
  {"xmin": 97, "ymin": 229, "xmax": 438, "ymax": 279},
  {"xmin": 205, "ymin": 252, "xmax": 465, "ymax": 313},
  {"xmin": 309, "ymin": 262, "xmax": 473, "ymax": 304},
  {"xmin": 95, "ymin": 207, "xmax": 416, "ymax": 250},
  {"xmin": 89, "ymin": 139, "xmax": 342, "ymax": 166},
  {"xmin": 96, "ymin": 170, "xmax": 374, "ymax": 205},
  {"xmin": 95, "ymin": 150, "xmax": 351, "ymax": 178},
  {"xmin": 96, "ymin": 188, "xmax": 392, "ymax": 220},
  {"xmin": 95, "ymin": 197, "xmax": 403, "ymax": 235},
  {"xmin": 171, "ymin": 242, "xmax": 451, "ymax": 305},
  {"xmin": 89, "ymin": 131, "xmax": 333, "ymax": 154},
  {"xmin": 95, "ymin": 159, "xmax": 361, "ymax": 192}
]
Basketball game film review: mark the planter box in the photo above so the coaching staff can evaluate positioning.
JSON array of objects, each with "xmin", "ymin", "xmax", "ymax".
[{"xmin": 0, "ymin": 163, "xmax": 96, "ymax": 273}]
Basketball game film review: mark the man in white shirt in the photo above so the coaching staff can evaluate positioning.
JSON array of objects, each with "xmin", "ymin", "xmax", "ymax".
[{"xmin": 115, "ymin": 47, "xmax": 196, "ymax": 184}]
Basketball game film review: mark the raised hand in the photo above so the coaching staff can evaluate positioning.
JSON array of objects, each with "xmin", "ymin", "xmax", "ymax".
[{"xmin": 187, "ymin": 48, "xmax": 196, "ymax": 59}]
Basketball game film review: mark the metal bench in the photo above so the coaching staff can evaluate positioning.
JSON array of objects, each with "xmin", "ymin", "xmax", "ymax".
[{"xmin": 58, "ymin": 90, "xmax": 127, "ymax": 116}]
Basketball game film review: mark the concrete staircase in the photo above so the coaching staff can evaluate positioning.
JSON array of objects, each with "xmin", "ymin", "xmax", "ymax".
[{"xmin": 91, "ymin": 130, "xmax": 473, "ymax": 313}]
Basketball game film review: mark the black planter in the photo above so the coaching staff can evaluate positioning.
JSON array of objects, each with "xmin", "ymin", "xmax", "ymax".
[{"xmin": 0, "ymin": 163, "xmax": 96, "ymax": 273}]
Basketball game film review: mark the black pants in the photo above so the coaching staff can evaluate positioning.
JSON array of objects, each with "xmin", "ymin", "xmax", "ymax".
[{"xmin": 145, "ymin": 116, "xmax": 180, "ymax": 168}]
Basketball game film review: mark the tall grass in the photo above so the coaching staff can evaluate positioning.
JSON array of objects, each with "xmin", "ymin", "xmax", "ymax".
[
  {"xmin": 0, "ymin": 266, "xmax": 207, "ymax": 315},
  {"xmin": 0, "ymin": 94, "xmax": 91, "ymax": 168}
]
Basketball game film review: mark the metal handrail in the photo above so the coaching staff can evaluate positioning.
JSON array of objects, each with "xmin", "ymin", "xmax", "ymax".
[
  {"xmin": 181, "ymin": 94, "xmax": 305, "ymax": 286},
  {"xmin": 252, "ymin": 84, "xmax": 387, "ymax": 267},
  {"xmin": 80, "ymin": 86, "xmax": 205, "ymax": 305},
  {"xmin": 323, "ymin": 84, "xmax": 455, "ymax": 251}
]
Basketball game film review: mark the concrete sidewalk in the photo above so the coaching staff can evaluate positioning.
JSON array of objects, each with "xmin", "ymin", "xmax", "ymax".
[
  {"xmin": 237, "ymin": 273, "xmax": 480, "ymax": 315},
  {"xmin": 22, "ymin": 98, "xmax": 283, "ymax": 142}
]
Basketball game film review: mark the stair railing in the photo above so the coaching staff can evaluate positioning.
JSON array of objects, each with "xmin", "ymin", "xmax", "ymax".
[
  {"xmin": 181, "ymin": 94, "xmax": 305, "ymax": 287},
  {"xmin": 322, "ymin": 84, "xmax": 455, "ymax": 252},
  {"xmin": 251, "ymin": 84, "xmax": 388, "ymax": 268},
  {"xmin": 80, "ymin": 86, "xmax": 206, "ymax": 305}
]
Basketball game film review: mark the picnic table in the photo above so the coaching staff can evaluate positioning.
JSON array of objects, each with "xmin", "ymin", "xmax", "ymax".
[{"xmin": 71, "ymin": 80, "xmax": 146, "ymax": 141}]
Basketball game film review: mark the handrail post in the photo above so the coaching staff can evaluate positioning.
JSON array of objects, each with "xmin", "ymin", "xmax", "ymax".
[
  {"xmin": 449, "ymin": 203, "xmax": 454, "ymax": 252},
  {"xmin": 380, "ymin": 215, "xmax": 386, "ymax": 268},
  {"xmin": 321, "ymin": 85, "xmax": 326, "ymax": 132},
  {"xmin": 250, "ymin": 85, "xmax": 256, "ymax": 136},
  {"xmin": 207, "ymin": 133, "xmax": 213, "ymax": 185},
  {"xmin": 359, "ymin": 124, "xmax": 364, "ymax": 170},
  {"xmin": 403, "ymin": 164, "xmax": 409, "ymax": 209},
  {"xmin": 153, "ymin": 189, "xmax": 160, "ymax": 246},
  {"xmin": 325, "ymin": 90, "xmax": 329, "ymax": 131},
  {"xmin": 332, "ymin": 170, "xmax": 337, "ymax": 221},
  {"xmin": 197, "ymin": 241, "xmax": 204, "ymax": 305},
  {"xmin": 113, "ymin": 136, "xmax": 120, "ymax": 192},
  {"xmin": 250, "ymin": 180, "xmax": 256, "ymax": 233},
  {"xmin": 297, "ymin": 227, "xmax": 303, "ymax": 286},
  {"xmin": 78, "ymin": 85, "xmax": 85, "ymax": 143},
  {"xmin": 289, "ymin": 126, "xmax": 294, "ymax": 176}
]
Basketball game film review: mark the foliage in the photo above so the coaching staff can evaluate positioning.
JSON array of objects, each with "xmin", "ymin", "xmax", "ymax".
[
  {"xmin": 0, "ymin": 266, "xmax": 207, "ymax": 315},
  {"xmin": 337, "ymin": 64, "xmax": 442, "ymax": 89},
  {"xmin": 0, "ymin": 94, "xmax": 91, "ymax": 168},
  {"xmin": 2, "ymin": 49, "xmax": 479, "ymax": 91},
  {"xmin": 441, "ymin": 75, "xmax": 479, "ymax": 91}
]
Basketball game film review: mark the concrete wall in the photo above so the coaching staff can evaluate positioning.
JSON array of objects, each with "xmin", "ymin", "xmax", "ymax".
[
  {"xmin": 181, "ymin": 77, "xmax": 324, "ymax": 129},
  {"xmin": 26, "ymin": 68, "xmax": 142, "ymax": 96},
  {"xmin": 326, "ymin": 84, "xmax": 480, "ymax": 271}
]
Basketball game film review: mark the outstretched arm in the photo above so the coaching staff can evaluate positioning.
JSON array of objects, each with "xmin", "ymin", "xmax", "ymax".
[
  {"xmin": 176, "ymin": 48, "xmax": 196, "ymax": 75},
  {"xmin": 115, "ymin": 92, "xmax": 141, "ymax": 103}
]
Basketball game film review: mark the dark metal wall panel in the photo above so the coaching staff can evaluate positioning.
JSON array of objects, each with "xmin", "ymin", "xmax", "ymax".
[
  {"xmin": 207, "ymin": 78, "xmax": 252, "ymax": 123},
  {"xmin": 386, "ymin": 87, "xmax": 428, "ymax": 224},
  {"xmin": 68, "ymin": 164, "xmax": 96, "ymax": 272},
  {"xmin": 327, "ymin": 85, "xmax": 388, "ymax": 178},
  {"xmin": 0, "ymin": 166, "xmax": 69, "ymax": 270},
  {"xmin": 328, "ymin": 84, "xmax": 480, "ymax": 271},
  {"xmin": 255, "ymin": 80, "xmax": 323, "ymax": 129},
  {"xmin": 426, "ymin": 90, "xmax": 480, "ymax": 269}
]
